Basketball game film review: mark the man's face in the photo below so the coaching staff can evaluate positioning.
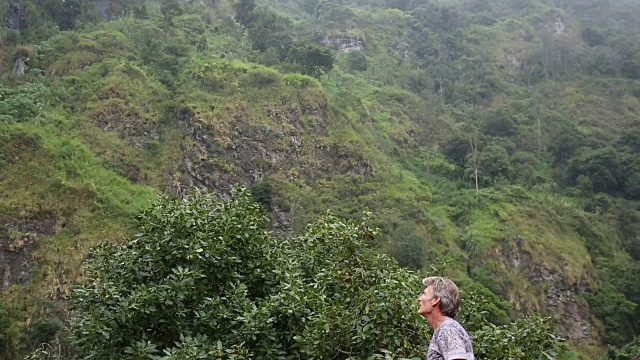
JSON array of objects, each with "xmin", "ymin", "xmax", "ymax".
[{"xmin": 417, "ymin": 285, "xmax": 438, "ymax": 317}]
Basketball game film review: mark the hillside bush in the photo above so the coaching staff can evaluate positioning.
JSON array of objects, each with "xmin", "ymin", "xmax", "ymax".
[{"xmin": 68, "ymin": 188, "xmax": 566, "ymax": 359}]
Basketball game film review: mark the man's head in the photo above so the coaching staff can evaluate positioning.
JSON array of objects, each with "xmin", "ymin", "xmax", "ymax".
[{"xmin": 417, "ymin": 276, "xmax": 460, "ymax": 319}]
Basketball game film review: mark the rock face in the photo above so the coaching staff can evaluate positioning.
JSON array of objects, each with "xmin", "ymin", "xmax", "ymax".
[
  {"xmin": 552, "ymin": 17, "xmax": 567, "ymax": 36},
  {"xmin": 4, "ymin": 0, "xmax": 26, "ymax": 30},
  {"xmin": 528, "ymin": 265, "xmax": 596, "ymax": 343},
  {"xmin": 321, "ymin": 32, "xmax": 365, "ymax": 52},
  {"xmin": 11, "ymin": 54, "xmax": 28, "ymax": 76},
  {"xmin": 497, "ymin": 237, "xmax": 599, "ymax": 346},
  {"xmin": 91, "ymin": 0, "xmax": 145, "ymax": 20},
  {"xmin": 91, "ymin": 101, "xmax": 161, "ymax": 147},
  {"xmin": 505, "ymin": 52, "xmax": 520, "ymax": 69},
  {"xmin": 177, "ymin": 103, "xmax": 369, "ymax": 190},
  {"xmin": 171, "ymin": 96, "xmax": 372, "ymax": 230},
  {"xmin": 0, "ymin": 216, "xmax": 57, "ymax": 289},
  {"xmin": 395, "ymin": 41, "xmax": 410, "ymax": 59}
]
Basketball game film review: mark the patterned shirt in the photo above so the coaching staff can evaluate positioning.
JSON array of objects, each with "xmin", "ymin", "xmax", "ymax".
[{"xmin": 427, "ymin": 318, "xmax": 475, "ymax": 360}]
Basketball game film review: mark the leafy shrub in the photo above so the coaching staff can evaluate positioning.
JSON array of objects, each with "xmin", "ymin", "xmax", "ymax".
[
  {"xmin": 250, "ymin": 178, "xmax": 273, "ymax": 210},
  {"xmin": 69, "ymin": 188, "xmax": 566, "ymax": 359},
  {"xmin": 283, "ymin": 73, "xmax": 321, "ymax": 88},
  {"xmin": 287, "ymin": 41, "xmax": 334, "ymax": 77},
  {"xmin": 0, "ymin": 81, "xmax": 48, "ymax": 122},
  {"xmin": 239, "ymin": 67, "xmax": 281, "ymax": 87},
  {"xmin": 472, "ymin": 315, "xmax": 564, "ymax": 360},
  {"xmin": 0, "ymin": 302, "xmax": 19, "ymax": 360},
  {"xmin": 20, "ymin": 318, "xmax": 64, "ymax": 350},
  {"xmin": 346, "ymin": 50, "xmax": 368, "ymax": 72},
  {"xmin": 69, "ymin": 189, "xmax": 430, "ymax": 359},
  {"xmin": 586, "ymin": 284, "xmax": 638, "ymax": 346},
  {"xmin": 608, "ymin": 336, "xmax": 640, "ymax": 360},
  {"xmin": 567, "ymin": 147, "xmax": 621, "ymax": 194},
  {"xmin": 477, "ymin": 144, "xmax": 511, "ymax": 185}
]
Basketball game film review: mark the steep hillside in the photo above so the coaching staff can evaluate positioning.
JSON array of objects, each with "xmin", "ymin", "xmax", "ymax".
[{"xmin": 1, "ymin": 0, "xmax": 640, "ymax": 358}]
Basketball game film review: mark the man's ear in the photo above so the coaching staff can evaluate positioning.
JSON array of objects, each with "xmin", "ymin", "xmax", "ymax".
[{"xmin": 432, "ymin": 297, "xmax": 441, "ymax": 306}]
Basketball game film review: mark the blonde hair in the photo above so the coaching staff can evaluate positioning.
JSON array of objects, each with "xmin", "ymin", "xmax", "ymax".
[{"xmin": 422, "ymin": 276, "xmax": 460, "ymax": 318}]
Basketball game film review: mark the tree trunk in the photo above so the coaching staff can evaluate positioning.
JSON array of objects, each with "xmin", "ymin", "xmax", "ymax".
[
  {"xmin": 474, "ymin": 165, "xmax": 478, "ymax": 196},
  {"xmin": 469, "ymin": 136, "xmax": 479, "ymax": 196},
  {"xmin": 537, "ymin": 116, "xmax": 542, "ymax": 154}
]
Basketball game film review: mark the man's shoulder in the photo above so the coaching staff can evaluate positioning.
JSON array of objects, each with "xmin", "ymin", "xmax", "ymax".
[
  {"xmin": 432, "ymin": 319, "xmax": 473, "ymax": 347},
  {"xmin": 430, "ymin": 318, "xmax": 475, "ymax": 360},
  {"xmin": 438, "ymin": 318, "xmax": 468, "ymax": 334}
]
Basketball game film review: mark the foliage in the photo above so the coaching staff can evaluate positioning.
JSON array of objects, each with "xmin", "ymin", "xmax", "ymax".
[
  {"xmin": 69, "ymin": 189, "xmax": 568, "ymax": 359},
  {"xmin": 21, "ymin": 317, "xmax": 64, "ymax": 351},
  {"xmin": 472, "ymin": 314, "xmax": 564, "ymax": 360},
  {"xmin": 287, "ymin": 41, "xmax": 334, "ymax": 77},
  {"xmin": 283, "ymin": 73, "xmax": 321, "ymax": 88},
  {"xmin": 567, "ymin": 147, "xmax": 622, "ymax": 195},
  {"xmin": 235, "ymin": 0, "xmax": 257, "ymax": 28},
  {"xmin": 247, "ymin": 10, "xmax": 292, "ymax": 57},
  {"xmin": 160, "ymin": 0, "xmax": 184, "ymax": 26},
  {"xmin": 346, "ymin": 50, "xmax": 368, "ymax": 72},
  {"xmin": 251, "ymin": 177, "xmax": 274, "ymax": 210},
  {"xmin": 0, "ymin": 302, "xmax": 19, "ymax": 360},
  {"xmin": 586, "ymin": 284, "xmax": 638, "ymax": 346},
  {"xmin": 477, "ymin": 144, "xmax": 511, "ymax": 185},
  {"xmin": 37, "ymin": 0, "xmax": 82, "ymax": 30},
  {"xmin": 0, "ymin": 80, "xmax": 48, "ymax": 122},
  {"xmin": 608, "ymin": 336, "xmax": 640, "ymax": 360},
  {"xmin": 70, "ymin": 189, "xmax": 430, "ymax": 358}
]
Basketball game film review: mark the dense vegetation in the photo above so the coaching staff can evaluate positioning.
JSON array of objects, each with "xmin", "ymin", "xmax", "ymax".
[
  {"xmin": 0, "ymin": 0, "xmax": 639, "ymax": 358},
  {"xmin": 69, "ymin": 189, "xmax": 565, "ymax": 359}
]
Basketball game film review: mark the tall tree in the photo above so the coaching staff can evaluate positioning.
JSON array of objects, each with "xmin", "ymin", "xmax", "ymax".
[{"xmin": 288, "ymin": 41, "xmax": 334, "ymax": 77}]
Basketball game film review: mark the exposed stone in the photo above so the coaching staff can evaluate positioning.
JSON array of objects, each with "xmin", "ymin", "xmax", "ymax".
[
  {"xmin": 395, "ymin": 41, "xmax": 410, "ymax": 59},
  {"xmin": 553, "ymin": 17, "xmax": 566, "ymax": 36},
  {"xmin": 92, "ymin": 0, "xmax": 145, "ymax": 20},
  {"xmin": 4, "ymin": 0, "xmax": 26, "ymax": 30},
  {"xmin": 91, "ymin": 102, "xmax": 161, "ymax": 147},
  {"xmin": 172, "ymin": 99, "xmax": 371, "ymax": 231},
  {"xmin": 0, "ymin": 215, "xmax": 57, "ymax": 289},
  {"xmin": 505, "ymin": 52, "xmax": 520, "ymax": 69},
  {"xmin": 321, "ymin": 32, "xmax": 365, "ymax": 53},
  {"xmin": 497, "ymin": 236, "xmax": 598, "ymax": 346},
  {"xmin": 11, "ymin": 54, "xmax": 28, "ymax": 76},
  {"xmin": 528, "ymin": 266, "xmax": 596, "ymax": 344}
]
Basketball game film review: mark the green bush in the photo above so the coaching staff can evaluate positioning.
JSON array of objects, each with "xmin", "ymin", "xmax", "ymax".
[
  {"xmin": 69, "ymin": 188, "xmax": 431, "ymax": 359},
  {"xmin": 586, "ymin": 284, "xmax": 638, "ymax": 346},
  {"xmin": 67, "ymin": 188, "xmax": 568, "ymax": 359},
  {"xmin": 608, "ymin": 336, "xmax": 640, "ymax": 360},
  {"xmin": 0, "ymin": 81, "xmax": 48, "ymax": 122},
  {"xmin": 287, "ymin": 41, "xmax": 334, "ymax": 77},
  {"xmin": 346, "ymin": 50, "xmax": 368, "ymax": 72},
  {"xmin": 472, "ymin": 315, "xmax": 564, "ymax": 360},
  {"xmin": 283, "ymin": 73, "xmax": 321, "ymax": 88},
  {"xmin": 250, "ymin": 178, "xmax": 274, "ymax": 210},
  {"xmin": 477, "ymin": 144, "xmax": 511, "ymax": 185},
  {"xmin": 239, "ymin": 67, "xmax": 281, "ymax": 87},
  {"xmin": 0, "ymin": 302, "xmax": 19, "ymax": 360},
  {"xmin": 20, "ymin": 317, "xmax": 64, "ymax": 351}
]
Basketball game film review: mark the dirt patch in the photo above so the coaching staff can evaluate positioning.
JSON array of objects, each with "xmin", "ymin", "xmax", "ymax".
[{"xmin": 0, "ymin": 215, "xmax": 57, "ymax": 289}]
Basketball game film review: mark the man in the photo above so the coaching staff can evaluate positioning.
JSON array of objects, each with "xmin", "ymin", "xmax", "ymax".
[{"xmin": 418, "ymin": 276, "xmax": 474, "ymax": 360}]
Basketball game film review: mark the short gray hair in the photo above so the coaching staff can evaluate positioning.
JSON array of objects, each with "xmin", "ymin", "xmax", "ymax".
[{"xmin": 422, "ymin": 276, "xmax": 460, "ymax": 318}]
